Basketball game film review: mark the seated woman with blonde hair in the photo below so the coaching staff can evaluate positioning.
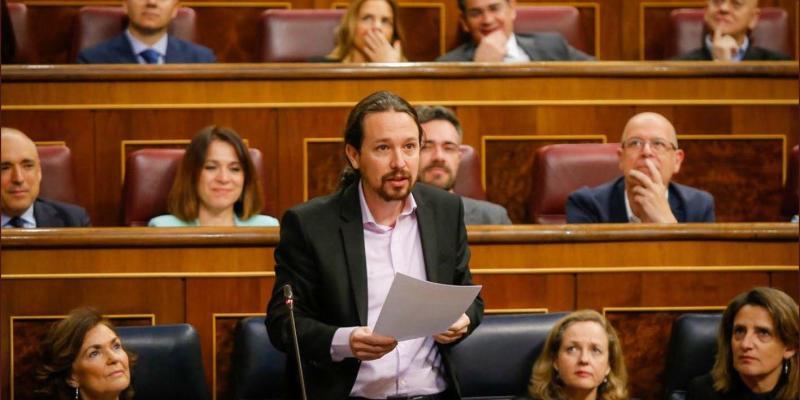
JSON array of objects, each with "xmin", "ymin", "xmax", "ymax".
[
  {"xmin": 36, "ymin": 307, "xmax": 135, "ymax": 400},
  {"xmin": 322, "ymin": 0, "xmax": 405, "ymax": 62},
  {"xmin": 149, "ymin": 125, "xmax": 279, "ymax": 227},
  {"xmin": 687, "ymin": 287, "xmax": 798, "ymax": 400},
  {"xmin": 521, "ymin": 309, "xmax": 628, "ymax": 400}
]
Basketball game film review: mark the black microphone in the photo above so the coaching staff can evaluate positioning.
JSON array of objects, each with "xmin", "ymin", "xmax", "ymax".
[{"xmin": 282, "ymin": 284, "xmax": 308, "ymax": 400}]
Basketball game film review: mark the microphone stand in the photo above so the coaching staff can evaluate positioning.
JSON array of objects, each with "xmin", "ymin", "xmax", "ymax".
[{"xmin": 283, "ymin": 285, "xmax": 308, "ymax": 400}]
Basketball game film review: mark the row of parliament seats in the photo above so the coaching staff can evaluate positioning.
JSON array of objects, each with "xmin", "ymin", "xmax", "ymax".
[
  {"xmin": 4, "ymin": 3, "xmax": 792, "ymax": 62},
  {"xmin": 37, "ymin": 143, "xmax": 800, "ymax": 226},
  {"xmin": 228, "ymin": 312, "xmax": 722, "ymax": 400},
  {"xmin": 18, "ymin": 312, "xmax": 719, "ymax": 399}
]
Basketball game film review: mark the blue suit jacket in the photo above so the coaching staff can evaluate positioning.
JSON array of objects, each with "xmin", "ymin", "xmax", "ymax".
[
  {"xmin": 566, "ymin": 177, "xmax": 715, "ymax": 223},
  {"xmin": 77, "ymin": 32, "xmax": 216, "ymax": 63},
  {"xmin": 33, "ymin": 197, "xmax": 91, "ymax": 227}
]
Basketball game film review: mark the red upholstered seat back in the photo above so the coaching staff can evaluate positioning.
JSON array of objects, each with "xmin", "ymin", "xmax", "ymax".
[
  {"xmin": 513, "ymin": 6, "xmax": 588, "ymax": 54},
  {"xmin": 781, "ymin": 145, "xmax": 799, "ymax": 220},
  {"xmin": 529, "ymin": 143, "xmax": 621, "ymax": 224},
  {"xmin": 6, "ymin": 1, "xmax": 33, "ymax": 63},
  {"xmin": 71, "ymin": 6, "xmax": 197, "ymax": 61},
  {"xmin": 259, "ymin": 9, "xmax": 345, "ymax": 62},
  {"xmin": 37, "ymin": 145, "xmax": 78, "ymax": 204},
  {"xmin": 122, "ymin": 148, "xmax": 266, "ymax": 226},
  {"xmin": 666, "ymin": 7, "xmax": 791, "ymax": 59},
  {"xmin": 453, "ymin": 144, "xmax": 487, "ymax": 201}
]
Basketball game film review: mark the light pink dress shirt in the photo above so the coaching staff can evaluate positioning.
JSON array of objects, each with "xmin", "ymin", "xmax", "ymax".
[{"xmin": 329, "ymin": 183, "xmax": 447, "ymax": 398}]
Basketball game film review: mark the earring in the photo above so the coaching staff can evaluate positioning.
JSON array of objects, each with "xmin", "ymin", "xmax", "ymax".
[
  {"xmin": 784, "ymin": 359, "xmax": 790, "ymax": 375},
  {"xmin": 74, "ymin": 387, "xmax": 79, "ymax": 400},
  {"xmin": 603, "ymin": 376, "xmax": 609, "ymax": 384}
]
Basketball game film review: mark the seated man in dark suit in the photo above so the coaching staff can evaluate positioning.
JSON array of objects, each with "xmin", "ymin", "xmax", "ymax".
[
  {"xmin": 416, "ymin": 105, "xmax": 512, "ymax": 225},
  {"xmin": 437, "ymin": 0, "xmax": 592, "ymax": 62},
  {"xmin": 566, "ymin": 112, "xmax": 715, "ymax": 223},
  {"xmin": 1, "ymin": 127, "xmax": 90, "ymax": 228},
  {"xmin": 675, "ymin": 0, "xmax": 790, "ymax": 61},
  {"xmin": 77, "ymin": 0, "xmax": 215, "ymax": 64}
]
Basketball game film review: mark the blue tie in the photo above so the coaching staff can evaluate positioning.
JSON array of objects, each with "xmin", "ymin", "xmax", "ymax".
[
  {"xmin": 139, "ymin": 49, "xmax": 160, "ymax": 64},
  {"xmin": 8, "ymin": 216, "xmax": 25, "ymax": 228}
]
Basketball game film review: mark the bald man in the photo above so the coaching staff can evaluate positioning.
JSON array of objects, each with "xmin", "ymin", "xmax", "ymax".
[
  {"xmin": 1, "ymin": 127, "xmax": 90, "ymax": 228},
  {"xmin": 566, "ymin": 113, "xmax": 715, "ymax": 223},
  {"xmin": 675, "ymin": 0, "xmax": 790, "ymax": 61}
]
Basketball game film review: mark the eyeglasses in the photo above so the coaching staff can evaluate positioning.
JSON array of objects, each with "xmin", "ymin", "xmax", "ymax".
[
  {"xmin": 621, "ymin": 137, "xmax": 677, "ymax": 154},
  {"xmin": 707, "ymin": 0, "xmax": 749, "ymax": 10}
]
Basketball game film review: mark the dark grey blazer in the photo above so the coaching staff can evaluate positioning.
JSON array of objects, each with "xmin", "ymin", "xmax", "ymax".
[
  {"xmin": 76, "ymin": 32, "xmax": 216, "ymax": 63},
  {"xmin": 437, "ymin": 32, "xmax": 593, "ymax": 61},
  {"xmin": 462, "ymin": 197, "xmax": 512, "ymax": 225},
  {"xmin": 674, "ymin": 42, "xmax": 791, "ymax": 61},
  {"xmin": 265, "ymin": 181, "xmax": 484, "ymax": 399},
  {"xmin": 33, "ymin": 197, "xmax": 91, "ymax": 227},
  {"xmin": 566, "ymin": 176, "xmax": 715, "ymax": 223}
]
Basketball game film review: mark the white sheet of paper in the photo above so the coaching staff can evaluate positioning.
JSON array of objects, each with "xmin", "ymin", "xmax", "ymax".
[{"xmin": 373, "ymin": 273, "xmax": 482, "ymax": 341}]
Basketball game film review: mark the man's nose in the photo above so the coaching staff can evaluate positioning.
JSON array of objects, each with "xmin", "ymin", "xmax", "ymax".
[
  {"xmin": 10, "ymin": 165, "xmax": 24, "ymax": 182},
  {"xmin": 390, "ymin": 148, "xmax": 407, "ymax": 169}
]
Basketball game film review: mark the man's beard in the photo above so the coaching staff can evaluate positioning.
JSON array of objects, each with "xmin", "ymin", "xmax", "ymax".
[
  {"xmin": 422, "ymin": 161, "xmax": 455, "ymax": 191},
  {"xmin": 378, "ymin": 170, "xmax": 415, "ymax": 202}
]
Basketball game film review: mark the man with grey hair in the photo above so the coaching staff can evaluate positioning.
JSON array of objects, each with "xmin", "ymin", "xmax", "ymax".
[
  {"xmin": 1, "ymin": 127, "xmax": 90, "ymax": 227},
  {"xmin": 416, "ymin": 105, "xmax": 512, "ymax": 225},
  {"xmin": 566, "ymin": 112, "xmax": 715, "ymax": 223},
  {"xmin": 675, "ymin": 0, "xmax": 790, "ymax": 61}
]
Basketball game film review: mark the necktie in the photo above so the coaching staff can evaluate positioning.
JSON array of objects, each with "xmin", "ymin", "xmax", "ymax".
[
  {"xmin": 139, "ymin": 49, "xmax": 160, "ymax": 64},
  {"xmin": 8, "ymin": 216, "xmax": 25, "ymax": 228}
]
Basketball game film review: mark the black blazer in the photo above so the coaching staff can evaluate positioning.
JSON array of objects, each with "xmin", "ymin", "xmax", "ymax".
[
  {"xmin": 687, "ymin": 373, "xmax": 784, "ymax": 400},
  {"xmin": 566, "ymin": 177, "xmax": 715, "ymax": 223},
  {"xmin": 33, "ymin": 197, "xmax": 91, "ymax": 227},
  {"xmin": 675, "ymin": 43, "xmax": 791, "ymax": 61},
  {"xmin": 265, "ymin": 181, "xmax": 484, "ymax": 399},
  {"xmin": 76, "ymin": 32, "xmax": 216, "ymax": 63}
]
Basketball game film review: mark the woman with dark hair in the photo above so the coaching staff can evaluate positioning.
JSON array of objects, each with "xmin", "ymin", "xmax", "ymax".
[
  {"xmin": 520, "ymin": 310, "xmax": 628, "ymax": 400},
  {"xmin": 688, "ymin": 287, "xmax": 799, "ymax": 400},
  {"xmin": 322, "ymin": 0, "xmax": 405, "ymax": 62},
  {"xmin": 149, "ymin": 125, "xmax": 278, "ymax": 227},
  {"xmin": 37, "ymin": 308, "xmax": 135, "ymax": 400}
]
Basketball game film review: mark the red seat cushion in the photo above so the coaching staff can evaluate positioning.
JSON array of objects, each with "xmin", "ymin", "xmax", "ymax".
[
  {"xmin": 529, "ymin": 143, "xmax": 621, "ymax": 224},
  {"xmin": 37, "ymin": 145, "xmax": 78, "ymax": 204},
  {"xmin": 453, "ymin": 144, "xmax": 487, "ymax": 201},
  {"xmin": 259, "ymin": 9, "xmax": 344, "ymax": 62},
  {"xmin": 514, "ymin": 6, "xmax": 588, "ymax": 54}
]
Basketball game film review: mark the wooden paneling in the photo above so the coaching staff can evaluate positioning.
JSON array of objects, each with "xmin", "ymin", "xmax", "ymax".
[
  {"xmin": 1, "ymin": 224, "xmax": 797, "ymax": 399},
  {"xmin": 1, "ymin": 64, "xmax": 797, "ymax": 224}
]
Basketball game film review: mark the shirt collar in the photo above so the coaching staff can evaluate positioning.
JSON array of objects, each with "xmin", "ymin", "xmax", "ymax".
[
  {"xmin": 2, "ymin": 204, "xmax": 36, "ymax": 228},
  {"xmin": 704, "ymin": 34, "xmax": 749, "ymax": 61},
  {"xmin": 504, "ymin": 34, "xmax": 531, "ymax": 62},
  {"xmin": 357, "ymin": 181, "xmax": 417, "ymax": 230},
  {"xmin": 125, "ymin": 29, "xmax": 168, "ymax": 64},
  {"xmin": 623, "ymin": 182, "xmax": 669, "ymax": 223}
]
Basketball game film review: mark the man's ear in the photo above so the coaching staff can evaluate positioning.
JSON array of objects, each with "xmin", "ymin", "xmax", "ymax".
[
  {"xmin": 459, "ymin": 15, "xmax": 469, "ymax": 33},
  {"xmin": 345, "ymin": 144, "xmax": 360, "ymax": 170}
]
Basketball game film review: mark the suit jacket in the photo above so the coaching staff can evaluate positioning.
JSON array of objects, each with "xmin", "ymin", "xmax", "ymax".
[
  {"xmin": 265, "ymin": 181, "xmax": 484, "ymax": 399},
  {"xmin": 436, "ymin": 32, "xmax": 593, "ymax": 61},
  {"xmin": 565, "ymin": 177, "xmax": 715, "ymax": 223},
  {"xmin": 33, "ymin": 197, "xmax": 91, "ymax": 227},
  {"xmin": 76, "ymin": 32, "xmax": 216, "ymax": 64},
  {"xmin": 686, "ymin": 373, "xmax": 785, "ymax": 400},
  {"xmin": 675, "ymin": 43, "xmax": 791, "ymax": 61},
  {"xmin": 462, "ymin": 197, "xmax": 512, "ymax": 225}
]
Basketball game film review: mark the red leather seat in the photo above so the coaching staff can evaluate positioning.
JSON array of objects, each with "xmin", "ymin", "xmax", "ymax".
[
  {"xmin": 122, "ymin": 148, "xmax": 267, "ymax": 226},
  {"xmin": 5, "ymin": 1, "xmax": 32, "ymax": 63},
  {"xmin": 37, "ymin": 145, "xmax": 78, "ymax": 204},
  {"xmin": 666, "ymin": 7, "xmax": 791, "ymax": 59},
  {"xmin": 513, "ymin": 6, "xmax": 588, "ymax": 54},
  {"xmin": 259, "ymin": 9, "xmax": 344, "ymax": 62},
  {"xmin": 71, "ymin": 6, "xmax": 198, "ymax": 61},
  {"xmin": 453, "ymin": 144, "xmax": 487, "ymax": 201},
  {"xmin": 781, "ymin": 145, "xmax": 799, "ymax": 220},
  {"xmin": 529, "ymin": 143, "xmax": 620, "ymax": 224}
]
